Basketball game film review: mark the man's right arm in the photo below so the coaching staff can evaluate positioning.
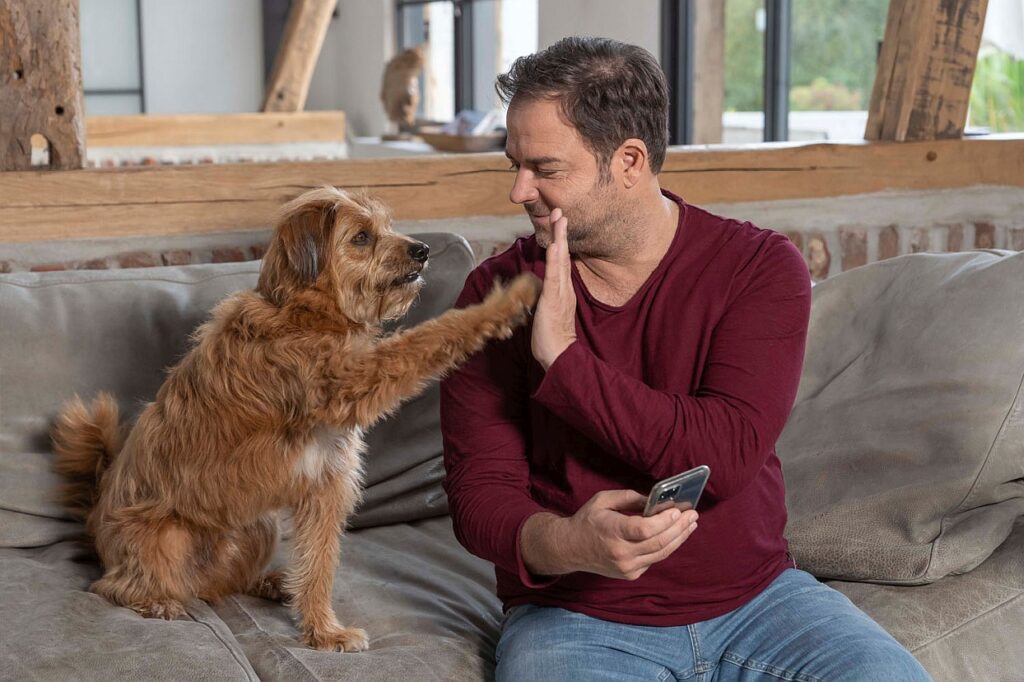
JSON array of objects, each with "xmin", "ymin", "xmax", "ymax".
[
  {"xmin": 441, "ymin": 268, "xmax": 699, "ymax": 586},
  {"xmin": 441, "ymin": 268, "xmax": 559, "ymax": 588}
]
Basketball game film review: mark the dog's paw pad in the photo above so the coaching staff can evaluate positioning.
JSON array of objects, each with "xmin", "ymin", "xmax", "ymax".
[{"xmin": 306, "ymin": 627, "xmax": 369, "ymax": 653}]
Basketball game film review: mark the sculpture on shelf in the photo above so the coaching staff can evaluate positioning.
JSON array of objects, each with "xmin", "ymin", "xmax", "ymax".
[{"xmin": 380, "ymin": 45, "xmax": 426, "ymax": 139}]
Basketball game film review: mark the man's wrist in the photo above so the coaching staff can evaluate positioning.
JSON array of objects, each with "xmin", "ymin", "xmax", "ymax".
[
  {"xmin": 520, "ymin": 511, "xmax": 576, "ymax": 576},
  {"xmin": 538, "ymin": 339, "xmax": 574, "ymax": 372}
]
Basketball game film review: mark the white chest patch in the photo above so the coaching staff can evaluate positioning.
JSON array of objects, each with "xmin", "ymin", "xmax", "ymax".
[{"xmin": 295, "ymin": 425, "xmax": 365, "ymax": 483}]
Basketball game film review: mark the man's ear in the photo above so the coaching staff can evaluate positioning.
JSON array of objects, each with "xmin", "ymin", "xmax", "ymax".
[{"xmin": 617, "ymin": 138, "xmax": 649, "ymax": 188}]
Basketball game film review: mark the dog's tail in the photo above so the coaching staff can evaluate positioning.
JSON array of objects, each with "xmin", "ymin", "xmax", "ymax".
[{"xmin": 52, "ymin": 393, "xmax": 123, "ymax": 523}]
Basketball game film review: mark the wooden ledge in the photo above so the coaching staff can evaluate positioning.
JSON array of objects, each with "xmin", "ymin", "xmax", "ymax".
[{"xmin": 2, "ymin": 136, "xmax": 1022, "ymax": 243}]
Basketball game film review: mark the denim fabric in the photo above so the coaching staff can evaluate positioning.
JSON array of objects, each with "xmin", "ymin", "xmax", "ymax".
[{"xmin": 495, "ymin": 569, "xmax": 930, "ymax": 681}]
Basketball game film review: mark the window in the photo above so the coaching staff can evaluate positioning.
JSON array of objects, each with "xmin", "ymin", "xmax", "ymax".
[
  {"xmin": 395, "ymin": 0, "xmax": 538, "ymax": 121},
  {"xmin": 667, "ymin": 0, "xmax": 889, "ymax": 144},
  {"xmin": 787, "ymin": 0, "xmax": 888, "ymax": 141},
  {"xmin": 968, "ymin": 0, "xmax": 1024, "ymax": 133},
  {"xmin": 80, "ymin": 0, "xmax": 146, "ymax": 114}
]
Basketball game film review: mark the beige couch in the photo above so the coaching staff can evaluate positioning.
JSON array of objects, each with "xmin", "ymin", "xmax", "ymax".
[{"xmin": 1, "ymin": 233, "xmax": 1021, "ymax": 680}]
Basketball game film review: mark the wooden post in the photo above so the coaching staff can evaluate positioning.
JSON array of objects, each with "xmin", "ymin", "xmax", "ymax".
[
  {"xmin": 262, "ymin": 0, "xmax": 338, "ymax": 112},
  {"xmin": 0, "ymin": 0, "xmax": 86, "ymax": 170},
  {"xmin": 865, "ymin": 0, "xmax": 989, "ymax": 141},
  {"xmin": 692, "ymin": 0, "xmax": 725, "ymax": 144}
]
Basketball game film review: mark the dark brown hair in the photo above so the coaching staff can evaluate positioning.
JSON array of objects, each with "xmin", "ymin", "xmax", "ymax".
[{"xmin": 497, "ymin": 36, "xmax": 669, "ymax": 175}]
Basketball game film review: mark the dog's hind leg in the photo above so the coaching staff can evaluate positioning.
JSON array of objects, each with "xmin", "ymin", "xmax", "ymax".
[
  {"xmin": 327, "ymin": 273, "xmax": 540, "ymax": 428},
  {"xmin": 91, "ymin": 509, "xmax": 196, "ymax": 620},
  {"xmin": 285, "ymin": 472, "xmax": 368, "ymax": 652},
  {"xmin": 197, "ymin": 514, "xmax": 281, "ymax": 604}
]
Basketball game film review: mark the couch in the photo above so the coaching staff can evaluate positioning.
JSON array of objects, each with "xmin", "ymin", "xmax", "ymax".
[{"xmin": 1, "ymin": 232, "xmax": 1021, "ymax": 681}]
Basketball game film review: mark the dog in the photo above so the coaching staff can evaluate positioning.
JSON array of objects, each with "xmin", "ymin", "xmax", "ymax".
[{"xmin": 52, "ymin": 186, "xmax": 540, "ymax": 652}]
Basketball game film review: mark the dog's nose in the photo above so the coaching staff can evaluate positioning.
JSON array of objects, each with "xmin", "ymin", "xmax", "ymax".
[{"xmin": 408, "ymin": 242, "xmax": 429, "ymax": 263}]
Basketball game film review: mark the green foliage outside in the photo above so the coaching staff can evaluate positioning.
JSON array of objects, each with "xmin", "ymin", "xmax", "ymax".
[
  {"xmin": 969, "ymin": 51, "xmax": 1024, "ymax": 132},
  {"xmin": 724, "ymin": 0, "xmax": 1024, "ymax": 131},
  {"xmin": 725, "ymin": 0, "xmax": 889, "ymax": 112}
]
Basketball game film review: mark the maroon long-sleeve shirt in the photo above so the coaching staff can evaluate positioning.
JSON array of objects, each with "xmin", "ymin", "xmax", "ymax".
[{"xmin": 440, "ymin": 191, "xmax": 811, "ymax": 626}]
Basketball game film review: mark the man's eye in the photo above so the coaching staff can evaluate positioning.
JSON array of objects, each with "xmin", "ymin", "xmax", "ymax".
[
  {"xmin": 508, "ymin": 163, "xmax": 519, "ymax": 171},
  {"xmin": 352, "ymin": 231, "xmax": 370, "ymax": 245}
]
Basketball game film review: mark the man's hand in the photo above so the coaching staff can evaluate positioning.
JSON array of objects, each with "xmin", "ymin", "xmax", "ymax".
[
  {"xmin": 532, "ymin": 207, "xmax": 577, "ymax": 370},
  {"xmin": 521, "ymin": 490, "xmax": 699, "ymax": 581}
]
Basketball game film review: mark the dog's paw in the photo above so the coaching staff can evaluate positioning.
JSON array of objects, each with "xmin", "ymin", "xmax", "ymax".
[
  {"xmin": 135, "ymin": 598, "xmax": 186, "ymax": 620},
  {"xmin": 248, "ymin": 570, "xmax": 287, "ymax": 602},
  {"xmin": 480, "ymin": 273, "xmax": 542, "ymax": 336},
  {"xmin": 305, "ymin": 626, "xmax": 370, "ymax": 653},
  {"xmin": 505, "ymin": 272, "xmax": 543, "ymax": 309}
]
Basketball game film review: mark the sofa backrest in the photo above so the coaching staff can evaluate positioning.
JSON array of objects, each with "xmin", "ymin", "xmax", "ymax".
[
  {"xmin": 779, "ymin": 249, "xmax": 1024, "ymax": 584},
  {"xmin": 0, "ymin": 232, "xmax": 475, "ymax": 548}
]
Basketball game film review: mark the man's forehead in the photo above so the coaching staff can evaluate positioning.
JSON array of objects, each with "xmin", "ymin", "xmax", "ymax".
[{"xmin": 505, "ymin": 100, "xmax": 576, "ymax": 163}]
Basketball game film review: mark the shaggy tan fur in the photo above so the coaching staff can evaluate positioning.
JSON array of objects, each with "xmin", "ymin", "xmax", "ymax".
[{"xmin": 52, "ymin": 187, "xmax": 540, "ymax": 652}]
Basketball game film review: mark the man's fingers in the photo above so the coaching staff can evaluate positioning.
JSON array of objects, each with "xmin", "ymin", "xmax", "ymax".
[
  {"xmin": 596, "ymin": 489, "xmax": 647, "ymax": 512},
  {"xmin": 621, "ymin": 508, "xmax": 697, "ymax": 542},
  {"xmin": 634, "ymin": 515, "xmax": 698, "ymax": 557}
]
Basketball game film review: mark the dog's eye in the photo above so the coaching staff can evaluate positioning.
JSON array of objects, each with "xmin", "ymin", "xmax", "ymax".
[{"xmin": 351, "ymin": 231, "xmax": 370, "ymax": 246}]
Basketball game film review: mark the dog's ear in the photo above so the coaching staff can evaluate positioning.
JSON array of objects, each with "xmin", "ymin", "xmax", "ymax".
[
  {"xmin": 258, "ymin": 189, "xmax": 340, "ymax": 304},
  {"xmin": 278, "ymin": 199, "xmax": 336, "ymax": 284}
]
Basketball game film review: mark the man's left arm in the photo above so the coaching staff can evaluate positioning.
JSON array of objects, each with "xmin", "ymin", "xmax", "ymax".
[{"xmin": 533, "ymin": 234, "xmax": 811, "ymax": 501}]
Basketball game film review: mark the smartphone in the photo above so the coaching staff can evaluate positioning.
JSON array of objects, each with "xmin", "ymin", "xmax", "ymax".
[{"xmin": 642, "ymin": 465, "xmax": 710, "ymax": 517}]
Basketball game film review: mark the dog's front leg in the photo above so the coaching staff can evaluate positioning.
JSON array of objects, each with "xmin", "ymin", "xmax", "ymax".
[
  {"xmin": 328, "ymin": 273, "xmax": 540, "ymax": 428},
  {"xmin": 286, "ymin": 474, "xmax": 368, "ymax": 652}
]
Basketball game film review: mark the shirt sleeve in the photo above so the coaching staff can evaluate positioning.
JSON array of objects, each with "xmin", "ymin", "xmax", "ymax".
[
  {"xmin": 531, "ymin": 236, "xmax": 811, "ymax": 500},
  {"xmin": 440, "ymin": 267, "xmax": 559, "ymax": 588}
]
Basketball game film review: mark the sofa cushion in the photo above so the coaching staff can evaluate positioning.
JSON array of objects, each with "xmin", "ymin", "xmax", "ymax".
[
  {"xmin": 778, "ymin": 249, "xmax": 1024, "ymax": 583},
  {"xmin": 0, "ymin": 232, "xmax": 475, "ymax": 548},
  {"xmin": 830, "ymin": 515, "xmax": 1024, "ymax": 682},
  {"xmin": 0, "ymin": 542, "xmax": 259, "ymax": 681},
  {"xmin": 211, "ymin": 517, "xmax": 502, "ymax": 681}
]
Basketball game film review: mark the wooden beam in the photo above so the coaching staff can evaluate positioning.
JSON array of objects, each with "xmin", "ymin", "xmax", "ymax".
[
  {"xmin": 865, "ymin": 0, "xmax": 989, "ymax": 141},
  {"xmin": 693, "ymin": 0, "xmax": 725, "ymax": 145},
  {"xmin": 1, "ymin": 138, "xmax": 1022, "ymax": 243},
  {"xmin": 0, "ymin": 0, "xmax": 86, "ymax": 170},
  {"xmin": 29, "ymin": 112, "xmax": 347, "ymax": 150},
  {"xmin": 262, "ymin": 0, "xmax": 338, "ymax": 112}
]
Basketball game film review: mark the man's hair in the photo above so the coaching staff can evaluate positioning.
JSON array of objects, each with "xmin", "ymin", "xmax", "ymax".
[{"xmin": 496, "ymin": 36, "xmax": 669, "ymax": 176}]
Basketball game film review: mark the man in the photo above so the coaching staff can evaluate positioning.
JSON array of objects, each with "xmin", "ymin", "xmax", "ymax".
[{"xmin": 440, "ymin": 37, "xmax": 930, "ymax": 681}]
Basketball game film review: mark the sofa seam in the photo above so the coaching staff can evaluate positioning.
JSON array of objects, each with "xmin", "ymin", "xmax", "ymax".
[
  {"xmin": 928, "ymin": 365, "xmax": 1024, "ymax": 578},
  {"xmin": 228, "ymin": 595, "xmax": 321, "ymax": 681},
  {"xmin": 909, "ymin": 589, "xmax": 1024, "ymax": 653},
  {"xmin": 0, "ymin": 269, "xmax": 261, "ymax": 290},
  {"xmin": 185, "ymin": 603, "xmax": 262, "ymax": 682}
]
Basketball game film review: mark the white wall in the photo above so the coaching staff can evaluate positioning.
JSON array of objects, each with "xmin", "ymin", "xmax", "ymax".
[
  {"xmin": 306, "ymin": 0, "xmax": 393, "ymax": 137},
  {"xmin": 140, "ymin": 0, "xmax": 263, "ymax": 113},
  {"xmin": 538, "ymin": 0, "xmax": 660, "ymax": 60}
]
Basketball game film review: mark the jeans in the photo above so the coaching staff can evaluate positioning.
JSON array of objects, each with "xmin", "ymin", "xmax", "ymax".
[{"xmin": 495, "ymin": 568, "xmax": 931, "ymax": 681}]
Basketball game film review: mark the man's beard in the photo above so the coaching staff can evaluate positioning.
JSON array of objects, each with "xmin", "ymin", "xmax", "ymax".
[{"xmin": 530, "ymin": 195, "xmax": 623, "ymax": 259}]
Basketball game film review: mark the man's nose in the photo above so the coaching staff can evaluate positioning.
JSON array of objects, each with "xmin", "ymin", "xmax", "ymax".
[{"xmin": 509, "ymin": 169, "xmax": 537, "ymax": 205}]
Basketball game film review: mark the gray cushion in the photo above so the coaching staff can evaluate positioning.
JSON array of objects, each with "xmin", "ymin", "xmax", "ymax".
[
  {"xmin": 0, "ymin": 232, "xmax": 475, "ymax": 549},
  {"xmin": 779, "ymin": 249, "xmax": 1024, "ymax": 584},
  {"xmin": 829, "ymin": 516, "xmax": 1024, "ymax": 682},
  {"xmin": 211, "ymin": 517, "xmax": 502, "ymax": 681}
]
